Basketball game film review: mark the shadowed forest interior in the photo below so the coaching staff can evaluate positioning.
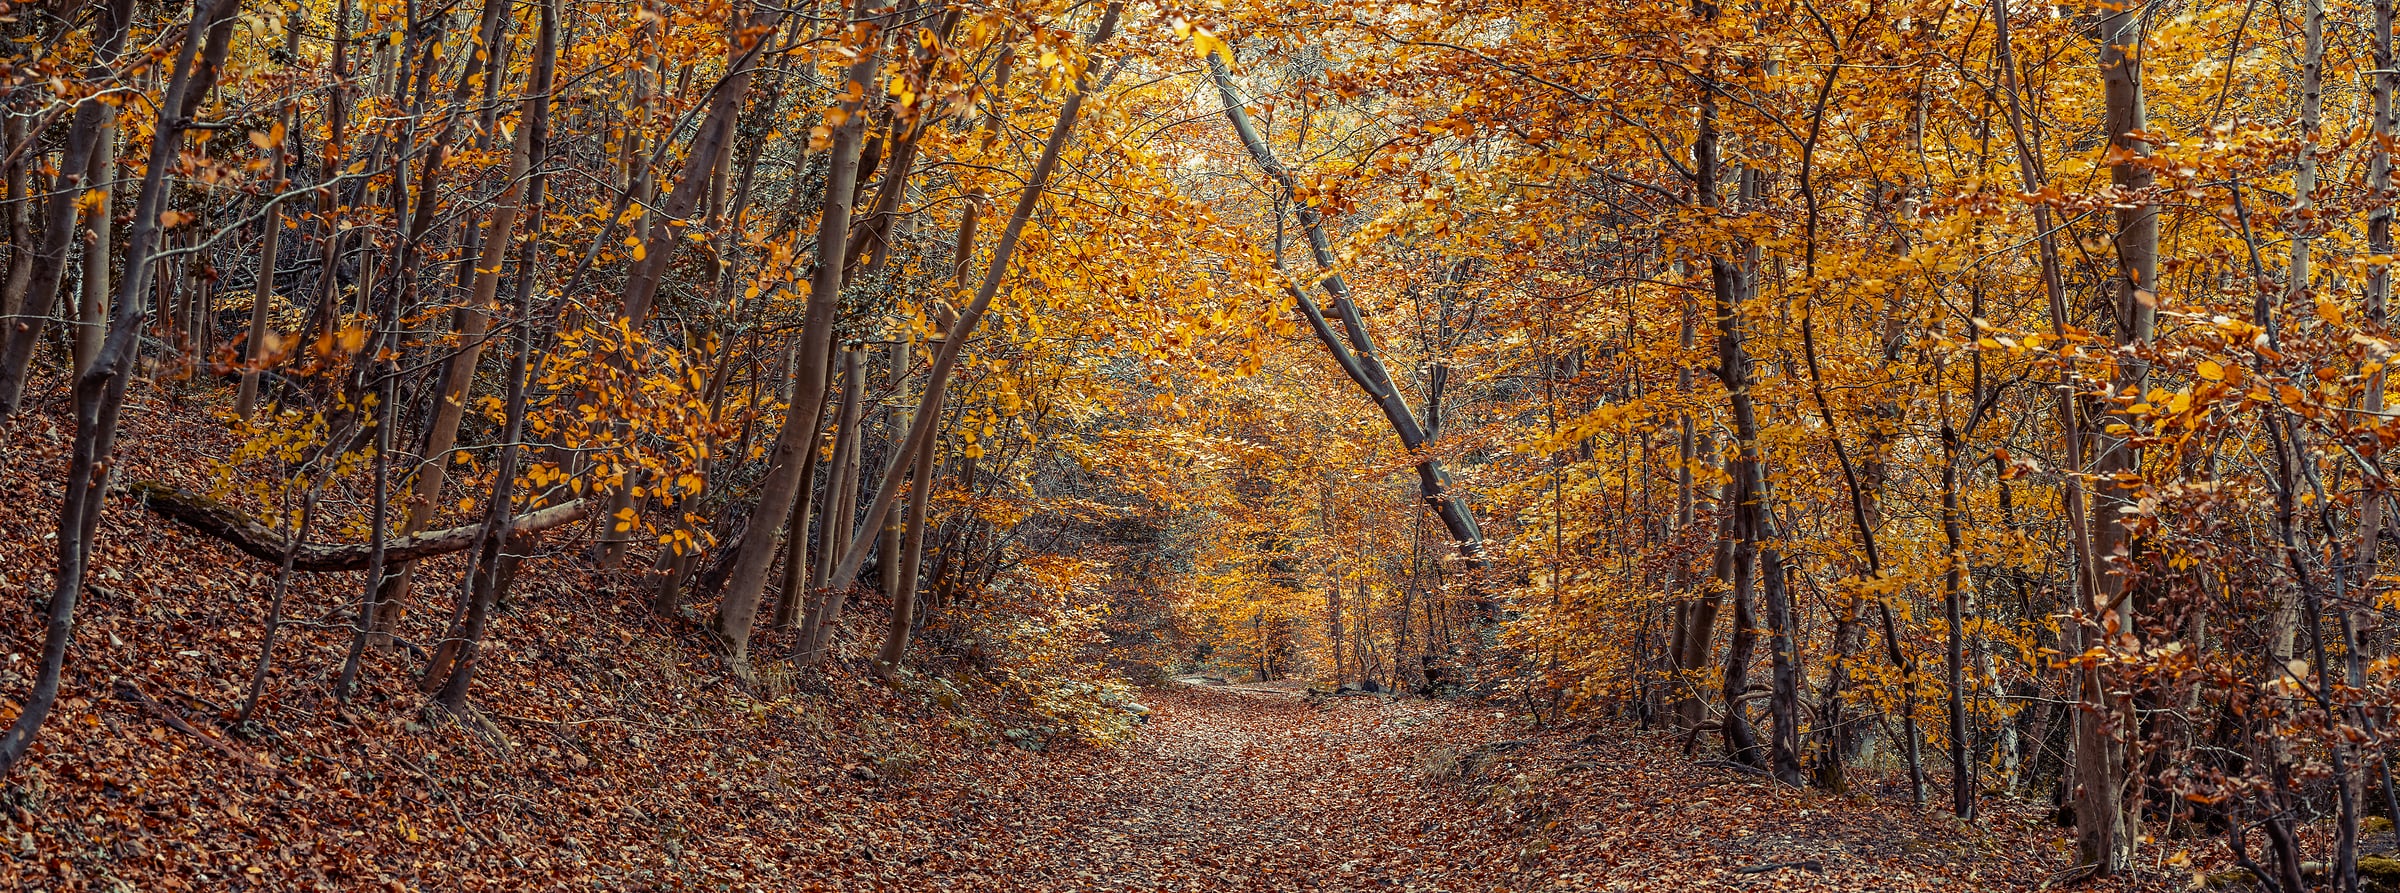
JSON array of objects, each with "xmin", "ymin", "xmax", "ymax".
[{"xmin": 2, "ymin": 0, "xmax": 2398, "ymax": 889}]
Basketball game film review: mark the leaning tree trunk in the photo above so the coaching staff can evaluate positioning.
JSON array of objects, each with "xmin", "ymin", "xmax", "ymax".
[
  {"xmin": 872, "ymin": 196, "xmax": 989, "ymax": 670},
  {"xmin": 709, "ymin": 0, "xmax": 902, "ymax": 660},
  {"xmin": 815, "ymin": 3, "xmax": 1126, "ymax": 603},
  {"xmin": 1206, "ymin": 52, "xmax": 1486, "ymax": 574},
  {"xmin": 0, "ymin": 0, "xmax": 136, "ymax": 425},
  {"xmin": 432, "ymin": 0, "xmax": 560, "ymax": 710},
  {"xmin": 0, "ymin": 0, "xmax": 240, "ymax": 778}
]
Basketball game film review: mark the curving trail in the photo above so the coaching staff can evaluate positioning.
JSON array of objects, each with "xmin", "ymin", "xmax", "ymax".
[
  {"xmin": 899, "ymin": 685, "xmax": 2103, "ymax": 893},
  {"xmin": 919, "ymin": 685, "xmax": 1492, "ymax": 891}
]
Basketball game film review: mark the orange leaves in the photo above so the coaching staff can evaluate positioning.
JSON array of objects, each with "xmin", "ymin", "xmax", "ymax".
[{"xmin": 247, "ymin": 120, "xmax": 286, "ymax": 153}]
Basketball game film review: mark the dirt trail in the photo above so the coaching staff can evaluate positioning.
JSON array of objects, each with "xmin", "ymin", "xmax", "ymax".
[
  {"xmin": 899, "ymin": 686, "xmax": 2109, "ymax": 893},
  {"xmin": 916, "ymin": 686, "xmax": 1489, "ymax": 891}
]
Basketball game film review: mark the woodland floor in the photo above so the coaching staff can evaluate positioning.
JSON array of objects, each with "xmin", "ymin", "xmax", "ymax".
[
  {"xmin": 920, "ymin": 684, "xmax": 2158, "ymax": 892},
  {"xmin": 0, "ymin": 383, "xmax": 2200, "ymax": 891}
]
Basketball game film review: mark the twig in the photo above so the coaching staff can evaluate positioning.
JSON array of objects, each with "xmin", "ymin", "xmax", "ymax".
[{"xmin": 114, "ymin": 681, "xmax": 276, "ymax": 774}]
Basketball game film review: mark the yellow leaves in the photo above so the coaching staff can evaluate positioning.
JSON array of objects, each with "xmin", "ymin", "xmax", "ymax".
[
  {"xmin": 1171, "ymin": 16, "xmax": 1234, "ymax": 68},
  {"xmin": 159, "ymin": 210, "xmax": 195, "ymax": 228},
  {"xmin": 247, "ymin": 120, "xmax": 286, "ymax": 153},
  {"xmin": 2195, "ymin": 360, "xmax": 2224, "ymax": 382},
  {"xmin": 624, "ymin": 235, "xmax": 646, "ymax": 262},
  {"xmin": 310, "ymin": 323, "xmax": 370, "ymax": 360},
  {"xmin": 2316, "ymin": 297, "xmax": 2347, "ymax": 327},
  {"xmin": 659, "ymin": 526, "xmax": 699, "ymax": 556}
]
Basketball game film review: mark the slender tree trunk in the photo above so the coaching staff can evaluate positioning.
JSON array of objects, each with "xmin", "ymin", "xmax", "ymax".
[
  {"xmin": 235, "ymin": 22, "xmax": 305, "ymax": 420},
  {"xmin": 595, "ymin": 5, "xmax": 781, "ymax": 570},
  {"xmin": 73, "ymin": 112, "xmax": 115, "ymax": 380},
  {"xmin": 867, "ymin": 192, "xmax": 986, "ymax": 665},
  {"xmin": 2074, "ymin": 0, "xmax": 2158, "ymax": 872},
  {"xmin": 0, "ymin": 113, "xmax": 27, "ymax": 374},
  {"xmin": 0, "ymin": 0, "xmax": 136, "ymax": 425},
  {"xmin": 877, "ymin": 341, "xmax": 910, "ymax": 604},
  {"xmin": 1207, "ymin": 52, "xmax": 1485, "ymax": 572},
  {"xmin": 1669, "ymin": 288, "xmax": 1710, "ymax": 732},
  {"xmin": 874, "ymin": 383, "xmax": 943, "ymax": 670},
  {"xmin": 709, "ymin": 0, "xmax": 902, "ymax": 661},
  {"xmin": 432, "ymin": 0, "xmax": 559, "ymax": 710},
  {"xmin": 807, "ymin": 3, "xmax": 1124, "ymax": 613},
  {"xmin": 796, "ymin": 348, "xmax": 866, "ymax": 660},
  {"xmin": 0, "ymin": 0, "xmax": 241, "ymax": 777},
  {"xmin": 1939, "ymin": 368, "xmax": 1975, "ymax": 818},
  {"xmin": 371, "ymin": 47, "xmax": 538, "ymax": 640},
  {"xmin": 772, "ymin": 370, "xmax": 832, "ymax": 629}
]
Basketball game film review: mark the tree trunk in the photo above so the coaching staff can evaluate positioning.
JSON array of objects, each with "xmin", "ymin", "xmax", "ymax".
[
  {"xmin": 1207, "ymin": 52, "xmax": 1485, "ymax": 572},
  {"xmin": 1939, "ymin": 369, "xmax": 1975, "ymax": 818},
  {"xmin": 0, "ymin": 0, "xmax": 136, "ymax": 424},
  {"xmin": 0, "ymin": 0, "xmax": 241, "ymax": 778},
  {"xmin": 72, "ymin": 111, "xmax": 115, "ymax": 380},
  {"xmin": 234, "ymin": 21, "xmax": 305, "ymax": 420},
  {"xmin": 796, "ymin": 348, "xmax": 866, "ymax": 661},
  {"xmin": 814, "ymin": 3, "xmax": 1125, "ymax": 601},
  {"xmin": 709, "ymin": 0, "xmax": 901, "ymax": 660},
  {"xmin": 874, "ymin": 382, "xmax": 943, "ymax": 670},
  {"xmin": 2074, "ymin": 0, "xmax": 2158, "ymax": 872}
]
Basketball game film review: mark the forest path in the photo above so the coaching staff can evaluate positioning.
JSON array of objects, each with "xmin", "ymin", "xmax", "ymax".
[
  {"xmin": 912, "ymin": 685, "xmax": 1496, "ymax": 890},
  {"xmin": 899, "ymin": 685, "xmax": 2083, "ymax": 892}
]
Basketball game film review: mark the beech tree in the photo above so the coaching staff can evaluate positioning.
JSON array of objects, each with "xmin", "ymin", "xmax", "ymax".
[{"xmin": 6, "ymin": 0, "xmax": 2400, "ymax": 885}]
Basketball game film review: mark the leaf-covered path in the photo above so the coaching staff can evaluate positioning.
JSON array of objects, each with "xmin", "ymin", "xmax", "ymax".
[
  {"xmin": 921, "ymin": 685, "xmax": 1483, "ymax": 890},
  {"xmin": 898, "ymin": 686, "xmax": 2113, "ymax": 892}
]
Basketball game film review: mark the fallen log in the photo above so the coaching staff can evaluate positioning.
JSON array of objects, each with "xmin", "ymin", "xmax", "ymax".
[{"xmin": 123, "ymin": 480, "xmax": 589, "ymax": 572}]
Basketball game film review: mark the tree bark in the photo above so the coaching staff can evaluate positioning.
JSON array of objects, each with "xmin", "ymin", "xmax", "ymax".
[
  {"xmin": 2074, "ymin": 0, "xmax": 2158, "ymax": 872},
  {"xmin": 72, "ymin": 109, "xmax": 115, "ymax": 381},
  {"xmin": 0, "ymin": 0, "xmax": 136, "ymax": 424},
  {"xmin": 709, "ymin": 0, "xmax": 903, "ymax": 660},
  {"xmin": 808, "ymin": 2, "xmax": 1124, "ymax": 617},
  {"xmin": 796, "ymin": 348, "xmax": 867, "ymax": 660},
  {"xmin": 132, "ymin": 481, "xmax": 591, "ymax": 572},
  {"xmin": 1208, "ymin": 53, "xmax": 1485, "ymax": 571},
  {"xmin": 0, "ymin": 0, "xmax": 241, "ymax": 778}
]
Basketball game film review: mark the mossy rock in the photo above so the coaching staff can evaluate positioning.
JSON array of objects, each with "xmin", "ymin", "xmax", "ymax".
[
  {"xmin": 2208, "ymin": 857, "xmax": 2400, "ymax": 893},
  {"xmin": 2362, "ymin": 855, "xmax": 2400, "ymax": 893},
  {"xmin": 2201, "ymin": 869, "xmax": 2262, "ymax": 891}
]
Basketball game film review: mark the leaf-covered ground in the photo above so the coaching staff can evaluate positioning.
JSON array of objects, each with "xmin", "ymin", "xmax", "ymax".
[
  {"xmin": 2, "ymin": 397, "xmax": 2191, "ymax": 891},
  {"xmin": 916, "ymin": 684, "xmax": 2188, "ymax": 892}
]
